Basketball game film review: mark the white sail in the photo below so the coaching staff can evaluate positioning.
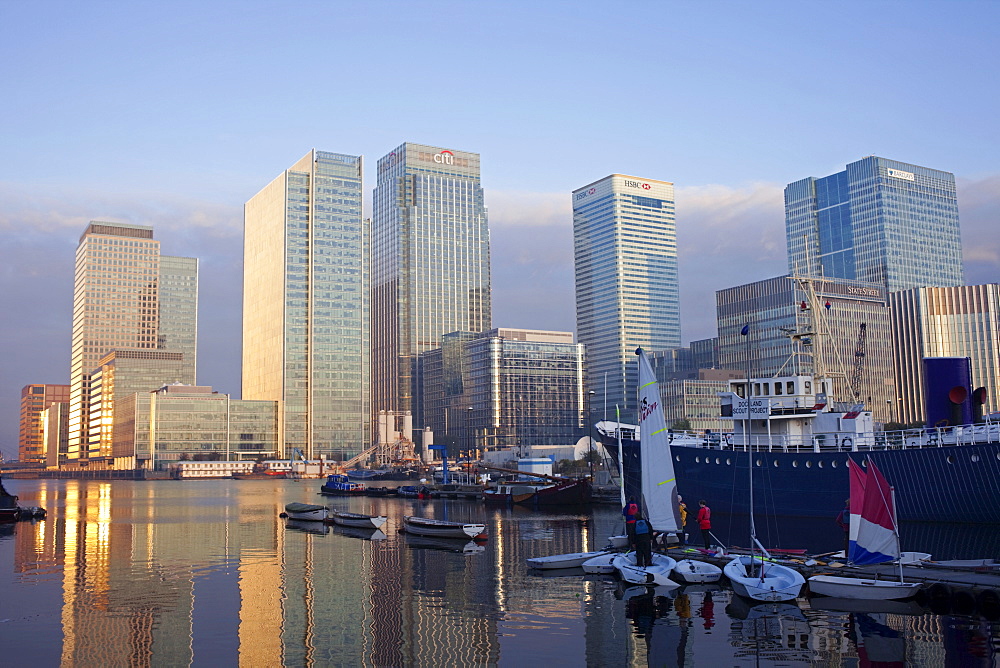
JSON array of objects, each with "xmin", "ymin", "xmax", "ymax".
[{"xmin": 636, "ymin": 349, "xmax": 682, "ymax": 533}]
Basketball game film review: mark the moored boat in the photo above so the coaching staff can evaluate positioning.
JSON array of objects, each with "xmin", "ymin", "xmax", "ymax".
[
  {"xmin": 284, "ymin": 502, "xmax": 329, "ymax": 522},
  {"xmin": 725, "ymin": 555, "xmax": 806, "ymax": 602},
  {"xmin": 581, "ymin": 553, "xmax": 619, "ymax": 574},
  {"xmin": 401, "ymin": 515, "xmax": 486, "ymax": 539},
  {"xmin": 0, "ymin": 476, "xmax": 21, "ymax": 522},
  {"xmin": 613, "ymin": 552, "xmax": 678, "ymax": 587},
  {"xmin": 320, "ymin": 474, "xmax": 367, "ymax": 496},
  {"xmin": 328, "ymin": 511, "xmax": 387, "ymax": 531},
  {"xmin": 483, "ymin": 478, "xmax": 591, "ymax": 507},
  {"xmin": 526, "ymin": 550, "xmax": 611, "ymax": 570},
  {"xmin": 672, "ymin": 558, "xmax": 723, "ymax": 584}
]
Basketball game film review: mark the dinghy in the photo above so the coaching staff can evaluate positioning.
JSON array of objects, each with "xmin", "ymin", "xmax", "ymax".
[
  {"xmin": 284, "ymin": 502, "xmax": 329, "ymax": 521},
  {"xmin": 612, "ymin": 552, "xmax": 679, "ymax": 587},
  {"xmin": 526, "ymin": 551, "xmax": 611, "ymax": 570},
  {"xmin": 808, "ymin": 458, "xmax": 922, "ymax": 601},
  {"xmin": 401, "ymin": 515, "xmax": 485, "ymax": 539},
  {"xmin": 672, "ymin": 558, "xmax": 723, "ymax": 584},
  {"xmin": 581, "ymin": 553, "xmax": 618, "ymax": 574},
  {"xmin": 329, "ymin": 510, "xmax": 388, "ymax": 530}
]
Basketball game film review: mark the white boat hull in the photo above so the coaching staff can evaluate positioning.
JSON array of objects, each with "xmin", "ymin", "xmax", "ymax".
[
  {"xmin": 808, "ymin": 574, "xmax": 922, "ymax": 601},
  {"xmin": 672, "ymin": 558, "xmax": 723, "ymax": 584},
  {"xmin": 581, "ymin": 553, "xmax": 618, "ymax": 574},
  {"xmin": 725, "ymin": 555, "xmax": 805, "ymax": 602},
  {"xmin": 284, "ymin": 503, "xmax": 329, "ymax": 522},
  {"xmin": 402, "ymin": 516, "xmax": 485, "ymax": 539},
  {"xmin": 613, "ymin": 553, "xmax": 678, "ymax": 587},
  {"xmin": 331, "ymin": 512, "xmax": 387, "ymax": 530},
  {"xmin": 527, "ymin": 551, "xmax": 610, "ymax": 570}
]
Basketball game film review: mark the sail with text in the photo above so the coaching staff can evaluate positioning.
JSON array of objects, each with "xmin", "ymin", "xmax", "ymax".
[
  {"xmin": 636, "ymin": 348, "xmax": 683, "ymax": 533},
  {"xmin": 849, "ymin": 458, "xmax": 900, "ymax": 565}
]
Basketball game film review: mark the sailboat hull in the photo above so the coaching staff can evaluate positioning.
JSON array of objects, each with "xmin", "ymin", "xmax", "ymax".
[
  {"xmin": 725, "ymin": 555, "xmax": 805, "ymax": 602},
  {"xmin": 808, "ymin": 574, "xmax": 921, "ymax": 600}
]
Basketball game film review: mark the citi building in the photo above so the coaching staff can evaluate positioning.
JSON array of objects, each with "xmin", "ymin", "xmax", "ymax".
[
  {"xmin": 372, "ymin": 143, "xmax": 491, "ymax": 429},
  {"xmin": 573, "ymin": 174, "xmax": 680, "ymax": 422}
]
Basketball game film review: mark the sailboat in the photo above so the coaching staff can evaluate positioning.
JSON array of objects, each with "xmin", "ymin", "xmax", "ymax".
[
  {"xmin": 724, "ymin": 325, "xmax": 805, "ymax": 602},
  {"xmin": 808, "ymin": 458, "xmax": 923, "ymax": 600},
  {"xmin": 611, "ymin": 349, "xmax": 681, "ymax": 587}
]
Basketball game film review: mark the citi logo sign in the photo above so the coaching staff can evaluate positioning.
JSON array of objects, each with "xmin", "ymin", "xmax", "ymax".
[
  {"xmin": 575, "ymin": 187, "xmax": 597, "ymax": 201},
  {"xmin": 624, "ymin": 179, "xmax": 652, "ymax": 190},
  {"xmin": 434, "ymin": 150, "xmax": 455, "ymax": 165}
]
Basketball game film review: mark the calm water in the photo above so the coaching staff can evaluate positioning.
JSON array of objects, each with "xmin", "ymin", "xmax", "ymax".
[{"xmin": 1, "ymin": 478, "xmax": 998, "ymax": 667}]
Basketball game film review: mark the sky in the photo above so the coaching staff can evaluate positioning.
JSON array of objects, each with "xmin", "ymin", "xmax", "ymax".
[{"xmin": 1, "ymin": 1, "xmax": 998, "ymax": 460}]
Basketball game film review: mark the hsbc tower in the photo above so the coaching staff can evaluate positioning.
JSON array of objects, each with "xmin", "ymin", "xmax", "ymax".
[{"xmin": 572, "ymin": 174, "xmax": 680, "ymax": 422}]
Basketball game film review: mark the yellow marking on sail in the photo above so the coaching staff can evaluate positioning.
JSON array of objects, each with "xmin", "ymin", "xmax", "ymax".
[
  {"xmin": 651, "ymin": 428, "xmax": 667, "ymax": 436},
  {"xmin": 657, "ymin": 478, "xmax": 675, "ymax": 486},
  {"xmin": 641, "ymin": 380, "xmax": 657, "ymax": 389}
]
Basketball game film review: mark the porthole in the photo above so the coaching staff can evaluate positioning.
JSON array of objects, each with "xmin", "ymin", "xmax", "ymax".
[
  {"xmin": 831, "ymin": 460, "xmax": 838, "ymax": 468},
  {"xmin": 695, "ymin": 456, "xmax": 701, "ymax": 463},
  {"xmin": 792, "ymin": 461, "xmax": 799, "ymax": 468},
  {"xmin": 726, "ymin": 458, "xmax": 732, "ymax": 465},
  {"xmin": 755, "ymin": 458, "xmax": 763, "ymax": 467},
  {"xmin": 818, "ymin": 461, "xmax": 824, "ymax": 468},
  {"xmin": 806, "ymin": 461, "xmax": 812, "ymax": 468},
  {"xmin": 773, "ymin": 460, "xmax": 779, "ymax": 467},
  {"xmin": 715, "ymin": 457, "xmax": 721, "ymax": 465},
  {"xmin": 947, "ymin": 455, "xmax": 955, "ymax": 464},
  {"xmin": 675, "ymin": 455, "xmax": 681, "ymax": 462},
  {"xmin": 972, "ymin": 454, "xmax": 980, "ymax": 463}
]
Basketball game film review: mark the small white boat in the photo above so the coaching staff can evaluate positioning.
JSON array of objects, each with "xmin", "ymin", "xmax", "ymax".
[
  {"xmin": 401, "ymin": 515, "xmax": 486, "ymax": 539},
  {"xmin": 526, "ymin": 551, "xmax": 610, "ymax": 570},
  {"xmin": 672, "ymin": 558, "xmax": 723, "ymax": 584},
  {"xmin": 581, "ymin": 553, "xmax": 618, "ymax": 574},
  {"xmin": 613, "ymin": 552, "xmax": 679, "ymax": 587},
  {"xmin": 725, "ymin": 555, "xmax": 805, "ymax": 602},
  {"xmin": 808, "ymin": 574, "xmax": 922, "ymax": 601},
  {"xmin": 608, "ymin": 534, "xmax": 629, "ymax": 549},
  {"xmin": 284, "ymin": 502, "xmax": 329, "ymax": 521},
  {"xmin": 329, "ymin": 511, "xmax": 388, "ymax": 530}
]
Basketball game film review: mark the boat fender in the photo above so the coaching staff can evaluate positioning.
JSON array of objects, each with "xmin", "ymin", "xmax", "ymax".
[
  {"xmin": 724, "ymin": 434, "xmax": 732, "ymax": 447},
  {"xmin": 927, "ymin": 582, "xmax": 951, "ymax": 602},
  {"xmin": 977, "ymin": 589, "xmax": 1000, "ymax": 621},
  {"xmin": 951, "ymin": 588, "xmax": 977, "ymax": 615},
  {"xmin": 841, "ymin": 437, "xmax": 852, "ymax": 450}
]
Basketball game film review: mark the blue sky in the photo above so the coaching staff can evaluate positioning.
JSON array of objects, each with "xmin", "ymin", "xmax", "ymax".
[{"xmin": 2, "ymin": 1, "xmax": 998, "ymax": 458}]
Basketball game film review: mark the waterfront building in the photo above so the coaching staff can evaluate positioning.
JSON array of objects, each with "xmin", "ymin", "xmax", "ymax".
[
  {"xmin": 716, "ymin": 275, "xmax": 895, "ymax": 423},
  {"xmin": 372, "ymin": 143, "xmax": 491, "ymax": 431},
  {"xmin": 889, "ymin": 284, "xmax": 1000, "ymax": 425},
  {"xmin": 18, "ymin": 383, "xmax": 70, "ymax": 465},
  {"xmin": 420, "ymin": 328, "xmax": 585, "ymax": 457},
  {"xmin": 68, "ymin": 222, "xmax": 197, "ymax": 465},
  {"xmin": 785, "ymin": 156, "xmax": 963, "ymax": 292},
  {"xmin": 690, "ymin": 337, "xmax": 720, "ymax": 370},
  {"xmin": 243, "ymin": 150, "xmax": 369, "ymax": 460},
  {"xmin": 573, "ymin": 174, "xmax": 679, "ymax": 423},
  {"xmin": 39, "ymin": 401, "xmax": 69, "ymax": 468},
  {"xmin": 114, "ymin": 384, "xmax": 279, "ymax": 469}
]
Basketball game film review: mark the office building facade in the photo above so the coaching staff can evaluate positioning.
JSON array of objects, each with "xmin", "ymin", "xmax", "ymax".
[
  {"xmin": 19, "ymin": 383, "xmax": 70, "ymax": 465},
  {"xmin": 717, "ymin": 275, "xmax": 895, "ymax": 423},
  {"xmin": 68, "ymin": 222, "xmax": 197, "ymax": 464},
  {"xmin": 243, "ymin": 150, "xmax": 369, "ymax": 460},
  {"xmin": 785, "ymin": 156, "xmax": 963, "ymax": 292},
  {"xmin": 889, "ymin": 284, "xmax": 1000, "ymax": 425},
  {"xmin": 573, "ymin": 174, "xmax": 679, "ymax": 422},
  {"xmin": 421, "ymin": 329, "xmax": 585, "ymax": 455},
  {"xmin": 372, "ymin": 143, "xmax": 491, "ymax": 429}
]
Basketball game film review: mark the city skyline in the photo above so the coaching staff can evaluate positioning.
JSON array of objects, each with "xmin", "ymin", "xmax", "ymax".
[{"xmin": 2, "ymin": 2, "xmax": 999, "ymax": 458}]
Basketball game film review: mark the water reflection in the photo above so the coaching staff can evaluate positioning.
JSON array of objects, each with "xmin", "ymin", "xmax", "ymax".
[{"xmin": 0, "ymin": 479, "xmax": 998, "ymax": 667}]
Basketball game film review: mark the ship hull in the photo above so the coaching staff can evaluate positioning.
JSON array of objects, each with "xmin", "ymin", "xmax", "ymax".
[{"xmin": 605, "ymin": 435, "xmax": 1000, "ymax": 524}]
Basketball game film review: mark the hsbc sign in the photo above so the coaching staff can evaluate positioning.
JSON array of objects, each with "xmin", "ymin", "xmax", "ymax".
[
  {"xmin": 575, "ymin": 187, "xmax": 597, "ymax": 201},
  {"xmin": 624, "ymin": 179, "xmax": 652, "ymax": 190}
]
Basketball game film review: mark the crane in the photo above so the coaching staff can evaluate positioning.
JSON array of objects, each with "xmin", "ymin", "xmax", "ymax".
[{"xmin": 850, "ymin": 323, "xmax": 867, "ymax": 402}]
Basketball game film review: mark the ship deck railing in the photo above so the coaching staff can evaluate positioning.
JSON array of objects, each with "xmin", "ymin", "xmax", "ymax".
[{"xmin": 669, "ymin": 422, "xmax": 1000, "ymax": 454}]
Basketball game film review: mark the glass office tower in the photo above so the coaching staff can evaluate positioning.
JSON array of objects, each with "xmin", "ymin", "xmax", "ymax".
[
  {"xmin": 372, "ymin": 143, "xmax": 491, "ymax": 429},
  {"xmin": 573, "ymin": 174, "xmax": 680, "ymax": 422},
  {"xmin": 785, "ymin": 156, "xmax": 963, "ymax": 291},
  {"xmin": 68, "ymin": 222, "xmax": 197, "ymax": 464},
  {"xmin": 890, "ymin": 284, "xmax": 1000, "ymax": 425},
  {"xmin": 243, "ymin": 150, "xmax": 370, "ymax": 460}
]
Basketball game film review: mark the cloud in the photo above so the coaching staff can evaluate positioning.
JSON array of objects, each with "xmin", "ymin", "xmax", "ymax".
[{"xmin": 957, "ymin": 175, "xmax": 1000, "ymax": 285}]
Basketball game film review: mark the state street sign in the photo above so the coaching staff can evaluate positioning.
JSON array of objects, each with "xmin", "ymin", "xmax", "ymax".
[{"xmin": 731, "ymin": 398, "xmax": 770, "ymax": 420}]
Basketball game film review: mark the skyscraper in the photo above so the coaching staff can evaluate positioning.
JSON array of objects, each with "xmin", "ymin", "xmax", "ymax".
[
  {"xmin": 68, "ymin": 222, "xmax": 197, "ymax": 464},
  {"xmin": 243, "ymin": 150, "xmax": 369, "ymax": 460},
  {"xmin": 889, "ymin": 284, "xmax": 1000, "ymax": 424},
  {"xmin": 785, "ymin": 156, "xmax": 963, "ymax": 291},
  {"xmin": 572, "ymin": 174, "xmax": 679, "ymax": 421},
  {"xmin": 372, "ymin": 143, "xmax": 491, "ymax": 429}
]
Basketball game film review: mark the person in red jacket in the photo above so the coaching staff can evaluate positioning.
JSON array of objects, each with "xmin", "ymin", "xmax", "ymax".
[{"xmin": 697, "ymin": 500, "xmax": 712, "ymax": 549}]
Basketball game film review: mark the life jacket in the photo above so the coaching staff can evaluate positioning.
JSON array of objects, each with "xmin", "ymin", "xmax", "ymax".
[
  {"xmin": 625, "ymin": 503, "xmax": 638, "ymax": 522},
  {"xmin": 634, "ymin": 519, "xmax": 651, "ymax": 536}
]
